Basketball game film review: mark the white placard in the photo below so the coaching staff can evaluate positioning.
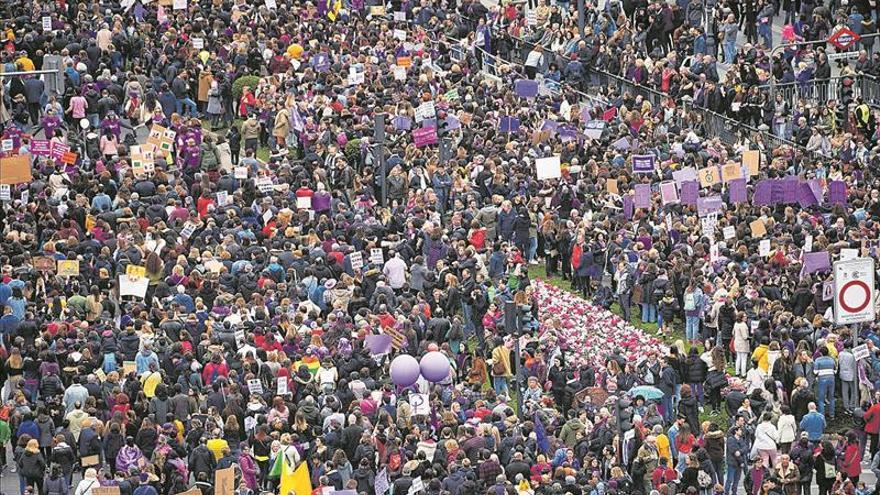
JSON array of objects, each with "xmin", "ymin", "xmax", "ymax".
[
  {"xmin": 414, "ymin": 101, "xmax": 435, "ymax": 122},
  {"xmin": 833, "ymin": 257, "xmax": 876, "ymax": 325},
  {"xmin": 235, "ymin": 329, "xmax": 246, "ymax": 345},
  {"xmin": 408, "ymin": 477, "xmax": 424, "ymax": 495},
  {"xmin": 247, "ymin": 379, "xmax": 263, "ymax": 395},
  {"xmin": 409, "ymin": 393, "xmax": 430, "ymax": 416},
  {"xmin": 759, "ymin": 239, "xmax": 771, "ymax": 257},
  {"xmin": 393, "ymin": 29, "xmax": 407, "ymax": 41},
  {"xmin": 216, "ymin": 191, "xmax": 229, "ymax": 206},
  {"xmin": 42, "ymin": 17, "xmax": 52, "ymax": 31},
  {"xmin": 350, "ymin": 251, "xmax": 363, "ymax": 271},
  {"xmin": 0, "ymin": 185, "xmax": 10, "ymax": 201},
  {"xmin": 180, "ymin": 222, "xmax": 197, "ymax": 239},
  {"xmin": 804, "ymin": 234, "xmax": 813, "ymax": 253},
  {"xmin": 1, "ymin": 139, "xmax": 13, "ymax": 151},
  {"xmin": 394, "ymin": 11, "xmax": 406, "ymax": 21},
  {"xmin": 192, "ymin": 38, "xmax": 204, "ymax": 50},
  {"xmin": 535, "ymin": 156, "xmax": 561, "ymax": 180},
  {"xmin": 119, "ymin": 275, "xmax": 149, "ymax": 298},
  {"xmin": 173, "ymin": 0, "xmax": 186, "ymax": 9},
  {"xmin": 348, "ymin": 71, "xmax": 365, "ymax": 86},
  {"xmin": 393, "ymin": 66, "xmax": 406, "ymax": 81},
  {"xmin": 854, "ymin": 344, "xmax": 870, "ymax": 361},
  {"xmin": 255, "ymin": 177, "xmax": 274, "ymax": 194},
  {"xmin": 723, "ymin": 226, "xmax": 736, "ymax": 240},
  {"xmin": 840, "ymin": 248, "xmax": 858, "ymax": 261},
  {"xmin": 276, "ymin": 378, "xmax": 288, "ymax": 395},
  {"xmin": 370, "ymin": 248, "xmax": 384, "ymax": 266},
  {"xmin": 265, "ymin": 0, "xmax": 277, "ymax": 8},
  {"xmin": 21, "ymin": 190, "xmax": 29, "ymax": 204},
  {"xmin": 234, "ymin": 166, "xmax": 248, "ymax": 179},
  {"xmin": 296, "ymin": 195, "xmax": 312, "ymax": 209},
  {"xmin": 262, "ymin": 209, "xmax": 273, "ymax": 223}
]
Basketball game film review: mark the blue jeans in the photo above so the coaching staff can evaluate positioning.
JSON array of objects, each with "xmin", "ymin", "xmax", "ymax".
[
  {"xmin": 528, "ymin": 236, "xmax": 538, "ymax": 261},
  {"xmin": 461, "ymin": 302, "xmax": 475, "ymax": 333},
  {"xmin": 759, "ymin": 22, "xmax": 772, "ymax": 48},
  {"xmin": 493, "ymin": 376, "xmax": 509, "ymax": 396},
  {"xmin": 817, "ymin": 378, "xmax": 835, "ymax": 418},
  {"xmin": 685, "ymin": 316, "xmax": 700, "ymax": 341},
  {"xmin": 661, "ymin": 394, "xmax": 674, "ymax": 423},
  {"xmin": 176, "ymin": 97, "xmax": 198, "ymax": 116},
  {"xmin": 641, "ymin": 303, "xmax": 657, "ymax": 323},
  {"xmin": 690, "ymin": 382, "xmax": 704, "ymax": 405},
  {"xmin": 723, "ymin": 40, "xmax": 736, "ymax": 64},
  {"xmin": 725, "ymin": 465, "xmax": 741, "ymax": 495}
]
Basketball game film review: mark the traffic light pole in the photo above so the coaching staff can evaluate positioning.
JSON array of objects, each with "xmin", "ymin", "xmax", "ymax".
[{"xmin": 374, "ymin": 114, "xmax": 387, "ymax": 207}]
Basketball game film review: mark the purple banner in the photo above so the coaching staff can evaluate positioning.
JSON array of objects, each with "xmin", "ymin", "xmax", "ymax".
[
  {"xmin": 623, "ymin": 195, "xmax": 634, "ymax": 219},
  {"xmin": 808, "ymin": 179, "xmax": 823, "ymax": 204},
  {"xmin": 412, "ymin": 127, "xmax": 438, "ymax": 147},
  {"xmin": 753, "ymin": 180, "xmax": 772, "ymax": 206},
  {"xmin": 393, "ymin": 116, "xmax": 412, "ymax": 131},
  {"xmin": 798, "ymin": 182, "xmax": 819, "ymax": 208},
  {"xmin": 634, "ymin": 184, "xmax": 652, "ymax": 209},
  {"xmin": 499, "ymin": 116, "xmax": 520, "ymax": 133},
  {"xmin": 365, "ymin": 334, "xmax": 393, "ymax": 355},
  {"xmin": 697, "ymin": 195, "xmax": 724, "ymax": 217},
  {"xmin": 30, "ymin": 139, "xmax": 50, "ymax": 156},
  {"xmin": 828, "ymin": 180, "xmax": 847, "ymax": 204},
  {"xmin": 729, "ymin": 178, "xmax": 747, "ymax": 204},
  {"xmin": 802, "ymin": 251, "xmax": 831, "ymax": 274},
  {"xmin": 632, "ymin": 154, "xmax": 656, "ymax": 174},
  {"xmin": 680, "ymin": 180, "xmax": 699, "ymax": 206},
  {"xmin": 782, "ymin": 176, "xmax": 799, "ymax": 204},
  {"xmin": 514, "ymin": 79, "xmax": 539, "ymax": 98}
]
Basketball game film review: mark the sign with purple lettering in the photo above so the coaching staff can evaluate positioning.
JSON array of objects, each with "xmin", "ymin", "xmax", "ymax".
[
  {"xmin": 752, "ymin": 180, "xmax": 772, "ymax": 206},
  {"xmin": 634, "ymin": 184, "xmax": 652, "ymax": 209},
  {"xmin": 514, "ymin": 79, "xmax": 539, "ymax": 98},
  {"xmin": 729, "ymin": 178, "xmax": 747, "ymax": 204},
  {"xmin": 632, "ymin": 154, "xmax": 656, "ymax": 174},
  {"xmin": 680, "ymin": 180, "xmax": 699, "ymax": 206},
  {"xmin": 828, "ymin": 180, "xmax": 847, "ymax": 204},
  {"xmin": 697, "ymin": 195, "xmax": 724, "ymax": 217},
  {"xmin": 412, "ymin": 127, "xmax": 437, "ymax": 147},
  {"xmin": 672, "ymin": 167, "xmax": 698, "ymax": 185},
  {"xmin": 311, "ymin": 53, "xmax": 331, "ymax": 72}
]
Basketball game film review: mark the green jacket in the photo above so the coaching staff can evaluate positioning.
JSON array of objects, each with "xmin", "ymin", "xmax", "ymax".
[{"xmin": 0, "ymin": 420, "xmax": 11, "ymax": 444}]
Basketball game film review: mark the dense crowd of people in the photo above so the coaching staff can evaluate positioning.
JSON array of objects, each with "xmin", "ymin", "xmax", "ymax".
[{"xmin": 0, "ymin": 1, "xmax": 879, "ymax": 495}]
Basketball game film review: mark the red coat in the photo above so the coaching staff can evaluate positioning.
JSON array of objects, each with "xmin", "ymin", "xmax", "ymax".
[
  {"xmin": 841, "ymin": 443, "xmax": 862, "ymax": 478},
  {"xmin": 865, "ymin": 403, "xmax": 880, "ymax": 434}
]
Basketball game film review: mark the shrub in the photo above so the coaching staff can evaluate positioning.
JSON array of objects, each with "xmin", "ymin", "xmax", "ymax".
[{"xmin": 231, "ymin": 75, "xmax": 261, "ymax": 100}]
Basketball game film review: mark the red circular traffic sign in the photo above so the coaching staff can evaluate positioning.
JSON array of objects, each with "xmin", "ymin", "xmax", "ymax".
[{"xmin": 838, "ymin": 280, "xmax": 871, "ymax": 313}]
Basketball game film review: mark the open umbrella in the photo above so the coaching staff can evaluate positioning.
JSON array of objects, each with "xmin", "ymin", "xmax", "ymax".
[{"xmin": 627, "ymin": 385, "xmax": 663, "ymax": 401}]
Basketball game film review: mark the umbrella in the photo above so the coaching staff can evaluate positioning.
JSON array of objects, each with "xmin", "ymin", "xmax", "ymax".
[{"xmin": 627, "ymin": 385, "xmax": 663, "ymax": 401}]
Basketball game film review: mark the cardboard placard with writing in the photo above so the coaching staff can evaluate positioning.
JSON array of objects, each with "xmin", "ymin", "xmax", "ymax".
[{"xmin": 0, "ymin": 155, "xmax": 32, "ymax": 185}]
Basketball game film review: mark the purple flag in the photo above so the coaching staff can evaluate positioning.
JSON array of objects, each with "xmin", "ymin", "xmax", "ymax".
[
  {"xmin": 365, "ymin": 335, "xmax": 393, "ymax": 355},
  {"xmin": 623, "ymin": 195, "xmax": 634, "ymax": 219},
  {"xmin": 680, "ymin": 180, "xmax": 699, "ymax": 206},
  {"xmin": 802, "ymin": 251, "xmax": 831, "ymax": 274},
  {"xmin": 542, "ymin": 120, "xmax": 558, "ymax": 131},
  {"xmin": 697, "ymin": 195, "xmax": 724, "ymax": 217},
  {"xmin": 632, "ymin": 154, "xmax": 656, "ymax": 174},
  {"xmin": 808, "ymin": 179, "xmax": 823, "ymax": 204},
  {"xmin": 770, "ymin": 179, "xmax": 785, "ymax": 204},
  {"xmin": 557, "ymin": 126, "xmax": 578, "ymax": 142},
  {"xmin": 445, "ymin": 116, "xmax": 461, "ymax": 130},
  {"xmin": 828, "ymin": 180, "xmax": 847, "ymax": 204},
  {"xmin": 514, "ymin": 79, "xmax": 539, "ymax": 98},
  {"xmin": 634, "ymin": 184, "xmax": 652, "ymax": 209},
  {"xmin": 729, "ymin": 178, "xmax": 747, "ymax": 204},
  {"xmin": 753, "ymin": 180, "xmax": 772, "ymax": 206},
  {"xmin": 499, "ymin": 116, "xmax": 520, "ymax": 133},
  {"xmin": 798, "ymin": 182, "xmax": 819, "ymax": 208}
]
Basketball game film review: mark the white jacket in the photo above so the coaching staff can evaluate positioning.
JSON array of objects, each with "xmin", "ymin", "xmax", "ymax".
[
  {"xmin": 777, "ymin": 414, "xmax": 797, "ymax": 443},
  {"xmin": 753, "ymin": 421, "xmax": 779, "ymax": 450}
]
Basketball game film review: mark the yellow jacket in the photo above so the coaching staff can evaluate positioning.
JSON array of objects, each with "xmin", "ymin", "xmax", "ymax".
[
  {"xmin": 656, "ymin": 433, "xmax": 671, "ymax": 462},
  {"xmin": 491, "ymin": 345, "xmax": 512, "ymax": 378},
  {"xmin": 752, "ymin": 345, "xmax": 769, "ymax": 373}
]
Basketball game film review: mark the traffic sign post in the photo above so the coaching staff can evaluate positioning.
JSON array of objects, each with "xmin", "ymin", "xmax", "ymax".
[{"xmin": 833, "ymin": 258, "xmax": 876, "ymax": 326}]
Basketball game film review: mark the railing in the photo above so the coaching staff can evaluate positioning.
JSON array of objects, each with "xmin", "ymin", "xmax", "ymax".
[
  {"xmin": 449, "ymin": 12, "xmax": 827, "ymax": 160},
  {"xmin": 759, "ymin": 75, "xmax": 880, "ymax": 109}
]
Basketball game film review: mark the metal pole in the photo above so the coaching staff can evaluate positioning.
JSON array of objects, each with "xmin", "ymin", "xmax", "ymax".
[
  {"xmin": 374, "ymin": 113, "xmax": 387, "ymax": 207},
  {"xmin": 0, "ymin": 69, "xmax": 61, "ymax": 78},
  {"xmin": 577, "ymin": 0, "xmax": 585, "ymax": 39},
  {"xmin": 514, "ymin": 332, "xmax": 523, "ymax": 420}
]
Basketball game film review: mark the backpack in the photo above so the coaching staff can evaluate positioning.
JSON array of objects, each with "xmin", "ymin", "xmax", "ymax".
[
  {"xmin": 697, "ymin": 470, "xmax": 713, "ymax": 488},
  {"xmin": 103, "ymin": 352, "xmax": 118, "ymax": 373},
  {"xmin": 683, "ymin": 292, "xmax": 697, "ymax": 311}
]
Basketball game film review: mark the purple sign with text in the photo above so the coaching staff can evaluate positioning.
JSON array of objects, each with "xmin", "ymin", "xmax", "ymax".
[
  {"xmin": 680, "ymin": 180, "xmax": 699, "ymax": 206},
  {"xmin": 632, "ymin": 154, "xmax": 656, "ymax": 174}
]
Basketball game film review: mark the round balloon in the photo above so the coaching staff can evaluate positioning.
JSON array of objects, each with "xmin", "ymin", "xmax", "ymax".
[
  {"xmin": 419, "ymin": 351, "xmax": 450, "ymax": 383},
  {"xmin": 390, "ymin": 355, "xmax": 420, "ymax": 387}
]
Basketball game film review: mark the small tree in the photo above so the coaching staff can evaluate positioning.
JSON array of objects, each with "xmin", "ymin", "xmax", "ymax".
[{"xmin": 232, "ymin": 75, "xmax": 261, "ymax": 100}]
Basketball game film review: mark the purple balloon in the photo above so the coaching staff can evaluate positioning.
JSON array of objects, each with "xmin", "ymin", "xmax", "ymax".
[
  {"xmin": 419, "ymin": 351, "xmax": 450, "ymax": 383},
  {"xmin": 390, "ymin": 355, "xmax": 421, "ymax": 387}
]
